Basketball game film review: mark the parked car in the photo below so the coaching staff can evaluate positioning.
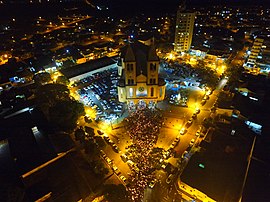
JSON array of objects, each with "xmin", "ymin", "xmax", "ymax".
[
  {"xmin": 149, "ymin": 180, "xmax": 157, "ymax": 188},
  {"xmin": 105, "ymin": 157, "xmax": 112, "ymax": 165},
  {"xmin": 166, "ymin": 174, "xmax": 174, "ymax": 184},
  {"xmin": 189, "ymin": 139, "xmax": 195, "ymax": 147},
  {"xmin": 112, "ymin": 144, "xmax": 120, "ymax": 153},
  {"xmin": 100, "ymin": 150, "xmax": 106, "ymax": 158},
  {"xmin": 201, "ymin": 100, "xmax": 206, "ymax": 106},
  {"xmin": 191, "ymin": 113, "xmax": 197, "ymax": 119},
  {"xmin": 120, "ymin": 175, "xmax": 127, "ymax": 183},
  {"xmin": 97, "ymin": 130, "xmax": 104, "ymax": 135},
  {"xmin": 121, "ymin": 154, "xmax": 128, "ymax": 162},
  {"xmin": 181, "ymin": 151, "xmax": 188, "ymax": 159},
  {"xmin": 112, "ymin": 165, "xmax": 121, "ymax": 175},
  {"xmin": 185, "ymin": 119, "xmax": 193, "ymax": 128},
  {"xmin": 180, "ymin": 128, "xmax": 187, "ymax": 135}
]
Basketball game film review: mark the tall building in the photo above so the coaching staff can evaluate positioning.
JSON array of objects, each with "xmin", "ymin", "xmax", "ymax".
[
  {"xmin": 174, "ymin": 1, "xmax": 195, "ymax": 52},
  {"xmin": 117, "ymin": 41, "xmax": 166, "ymax": 107}
]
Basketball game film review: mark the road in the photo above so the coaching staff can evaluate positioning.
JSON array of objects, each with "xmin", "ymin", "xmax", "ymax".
[
  {"xmin": 228, "ymin": 45, "xmax": 248, "ymax": 68},
  {"xmin": 149, "ymin": 79, "xmax": 227, "ymax": 202}
]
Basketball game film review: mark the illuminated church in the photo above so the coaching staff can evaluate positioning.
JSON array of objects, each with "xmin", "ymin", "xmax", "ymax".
[{"xmin": 117, "ymin": 41, "xmax": 166, "ymax": 107}]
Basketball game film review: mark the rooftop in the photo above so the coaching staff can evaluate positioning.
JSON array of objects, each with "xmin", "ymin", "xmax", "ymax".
[
  {"xmin": 60, "ymin": 56, "xmax": 117, "ymax": 79},
  {"xmin": 120, "ymin": 41, "xmax": 159, "ymax": 76},
  {"xmin": 181, "ymin": 119, "xmax": 255, "ymax": 202}
]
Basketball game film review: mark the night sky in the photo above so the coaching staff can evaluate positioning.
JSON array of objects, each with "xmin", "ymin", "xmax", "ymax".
[{"xmin": 0, "ymin": 0, "xmax": 269, "ymax": 19}]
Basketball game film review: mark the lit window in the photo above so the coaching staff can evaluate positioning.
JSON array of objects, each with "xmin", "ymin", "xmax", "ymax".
[{"xmin": 129, "ymin": 88, "xmax": 133, "ymax": 97}]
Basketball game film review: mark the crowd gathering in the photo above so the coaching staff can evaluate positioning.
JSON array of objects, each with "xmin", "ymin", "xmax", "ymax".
[{"xmin": 124, "ymin": 108, "xmax": 164, "ymax": 201}]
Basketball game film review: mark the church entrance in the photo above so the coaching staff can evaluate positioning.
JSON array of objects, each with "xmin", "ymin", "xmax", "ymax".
[
  {"xmin": 128, "ymin": 101, "xmax": 136, "ymax": 111},
  {"xmin": 137, "ymin": 100, "xmax": 147, "ymax": 110},
  {"xmin": 148, "ymin": 101, "xmax": 156, "ymax": 109}
]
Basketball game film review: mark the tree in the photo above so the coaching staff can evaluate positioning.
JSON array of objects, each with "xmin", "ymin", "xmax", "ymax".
[
  {"xmin": 179, "ymin": 88, "xmax": 189, "ymax": 98},
  {"xmin": 95, "ymin": 136, "xmax": 106, "ymax": 149},
  {"xmin": 35, "ymin": 83, "xmax": 70, "ymax": 107},
  {"xmin": 202, "ymin": 117, "xmax": 215, "ymax": 128},
  {"xmin": 85, "ymin": 126, "xmax": 95, "ymax": 137},
  {"xmin": 194, "ymin": 65, "xmax": 219, "ymax": 89},
  {"xmin": 56, "ymin": 75, "xmax": 70, "ymax": 86},
  {"xmin": 48, "ymin": 100, "xmax": 85, "ymax": 132},
  {"xmin": 33, "ymin": 72, "xmax": 52, "ymax": 85},
  {"xmin": 84, "ymin": 140, "xmax": 99, "ymax": 156},
  {"xmin": 225, "ymin": 65, "xmax": 244, "ymax": 90},
  {"xmin": 92, "ymin": 160, "xmax": 109, "ymax": 177},
  {"xmin": 103, "ymin": 184, "xmax": 129, "ymax": 202},
  {"xmin": 234, "ymin": 29, "xmax": 245, "ymax": 41},
  {"xmin": 75, "ymin": 127, "xmax": 85, "ymax": 142},
  {"xmin": 34, "ymin": 83, "xmax": 85, "ymax": 133}
]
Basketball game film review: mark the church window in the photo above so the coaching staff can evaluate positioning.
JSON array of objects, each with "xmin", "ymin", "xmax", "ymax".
[
  {"xmin": 151, "ymin": 87, "xmax": 154, "ymax": 97},
  {"xmin": 129, "ymin": 88, "xmax": 133, "ymax": 97},
  {"xmin": 150, "ymin": 63, "xmax": 157, "ymax": 71},
  {"xmin": 127, "ymin": 63, "xmax": 133, "ymax": 71},
  {"xmin": 128, "ymin": 79, "xmax": 134, "ymax": 85}
]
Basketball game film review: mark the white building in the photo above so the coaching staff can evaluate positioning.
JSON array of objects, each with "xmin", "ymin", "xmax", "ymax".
[{"xmin": 174, "ymin": 2, "xmax": 195, "ymax": 52}]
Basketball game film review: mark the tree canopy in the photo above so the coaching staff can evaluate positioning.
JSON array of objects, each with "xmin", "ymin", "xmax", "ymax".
[
  {"xmin": 34, "ymin": 83, "xmax": 85, "ymax": 132},
  {"xmin": 75, "ymin": 127, "xmax": 86, "ymax": 142},
  {"xmin": 35, "ymin": 83, "xmax": 70, "ymax": 107},
  {"xmin": 195, "ymin": 65, "xmax": 219, "ymax": 89},
  {"xmin": 48, "ymin": 99, "xmax": 85, "ymax": 132},
  {"xmin": 103, "ymin": 184, "xmax": 129, "ymax": 202},
  {"xmin": 225, "ymin": 65, "xmax": 244, "ymax": 90},
  {"xmin": 56, "ymin": 75, "xmax": 70, "ymax": 86},
  {"xmin": 95, "ymin": 136, "xmax": 106, "ymax": 149},
  {"xmin": 33, "ymin": 72, "xmax": 52, "ymax": 85}
]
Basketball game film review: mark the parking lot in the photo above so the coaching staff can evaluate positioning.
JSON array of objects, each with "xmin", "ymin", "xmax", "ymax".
[{"xmin": 75, "ymin": 68, "xmax": 125, "ymax": 123}]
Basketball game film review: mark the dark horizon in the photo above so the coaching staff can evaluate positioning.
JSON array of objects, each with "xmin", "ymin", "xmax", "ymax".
[{"xmin": 0, "ymin": 0, "xmax": 269, "ymax": 19}]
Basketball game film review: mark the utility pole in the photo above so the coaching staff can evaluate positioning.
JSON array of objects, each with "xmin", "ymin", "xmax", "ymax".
[{"xmin": 238, "ymin": 135, "xmax": 257, "ymax": 202}]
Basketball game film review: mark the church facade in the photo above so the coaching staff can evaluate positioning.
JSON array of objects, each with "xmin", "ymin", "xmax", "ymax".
[{"xmin": 117, "ymin": 41, "xmax": 166, "ymax": 106}]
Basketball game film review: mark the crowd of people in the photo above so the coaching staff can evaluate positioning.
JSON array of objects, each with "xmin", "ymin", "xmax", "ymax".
[{"xmin": 124, "ymin": 108, "xmax": 164, "ymax": 201}]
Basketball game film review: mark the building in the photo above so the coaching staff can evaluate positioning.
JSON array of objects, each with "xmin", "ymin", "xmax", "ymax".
[
  {"xmin": 174, "ymin": 1, "xmax": 195, "ymax": 52},
  {"xmin": 246, "ymin": 37, "xmax": 264, "ymax": 67},
  {"xmin": 60, "ymin": 56, "xmax": 117, "ymax": 82},
  {"xmin": 180, "ymin": 119, "xmax": 255, "ymax": 202},
  {"xmin": 117, "ymin": 41, "xmax": 165, "ymax": 107},
  {"xmin": 0, "ymin": 109, "xmax": 90, "ymax": 202}
]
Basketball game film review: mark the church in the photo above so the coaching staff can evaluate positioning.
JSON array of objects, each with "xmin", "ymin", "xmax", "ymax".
[{"xmin": 117, "ymin": 41, "xmax": 166, "ymax": 108}]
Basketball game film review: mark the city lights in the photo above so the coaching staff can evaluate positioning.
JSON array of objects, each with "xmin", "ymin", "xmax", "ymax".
[{"xmin": 0, "ymin": 1, "xmax": 268, "ymax": 202}]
